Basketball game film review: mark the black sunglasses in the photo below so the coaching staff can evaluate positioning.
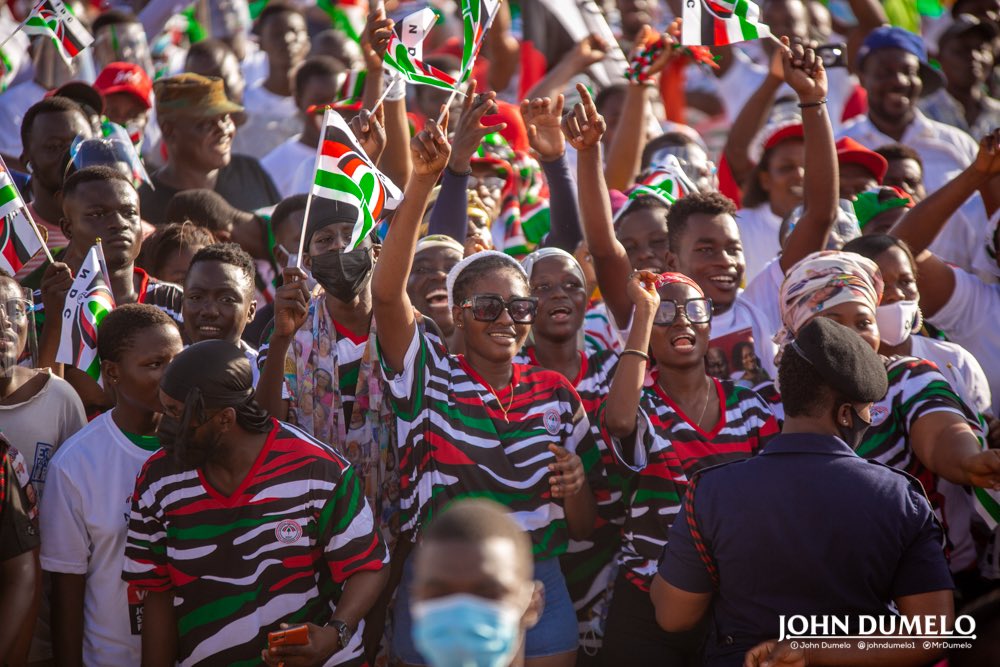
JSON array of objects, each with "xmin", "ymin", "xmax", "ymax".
[
  {"xmin": 460, "ymin": 294, "xmax": 538, "ymax": 324},
  {"xmin": 653, "ymin": 298, "xmax": 713, "ymax": 326}
]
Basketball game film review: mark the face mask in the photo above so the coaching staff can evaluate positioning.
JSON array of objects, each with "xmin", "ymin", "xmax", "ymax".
[
  {"xmin": 412, "ymin": 594, "xmax": 522, "ymax": 667},
  {"xmin": 310, "ymin": 247, "xmax": 374, "ymax": 302},
  {"xmin": 875, "ymin": 300, "xmax": 921, "ymax": 347},
  {"xmin": 836, "ymin": 405, "xmax": 872, "ymax": 449}
]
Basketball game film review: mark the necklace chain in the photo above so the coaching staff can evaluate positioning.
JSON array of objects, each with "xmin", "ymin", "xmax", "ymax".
[{"xmin": 497, "ymin": 386, "xmax": 516, "ymax": 422}]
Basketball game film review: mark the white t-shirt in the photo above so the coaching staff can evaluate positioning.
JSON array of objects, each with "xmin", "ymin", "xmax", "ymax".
[
  {"xmin": 742, "ymin": 256, "xmax": 784, "ymax": 336},
  {"xmin": 709, "ymin": 295, "xmax": 780, "ymax": 381},
  {"xmin": 927, "ymin": 267, "xmax": 1000, "ymax": 416},
  {"xmin": 736, "ymin": 204, "xmax": 782, "ymax": 285},
  {"xmin": 910, "ymin": 335, "xmax": 992, "ymax": 417},
  {"xmin": 0, "ymin": 80, "xmax": 48, "ymax": 157},
  {"xmin": 837, "ymin": 110, "xmax": 978, "ymax": 194},
  {"xmin": 0, "ymin": 370, "xmax": 87, "ymax": 497},
  {"xmin": 926, "ymin": 194, "xmax": 990, "ymax": 276},
  {"xmin": 39, "ymin": 412, "xmax": 157, "ymax": 667},
  {"xmin": 261, "ymin": 135, "xmax": 316, "ymax": 198},
  {"xmin": 235, "ymin": 82, "xmax": 302, "ymax": 159}
]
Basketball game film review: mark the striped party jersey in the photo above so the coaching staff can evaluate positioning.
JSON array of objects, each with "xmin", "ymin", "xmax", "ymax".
[
  {"xmin": 381, "ymin": 329, "xmax": 603, "ymax": 560},
  {"xmin": 122, "ymin": 419, "xmax": 388, "ymax": 667},
  {"xmin": 516, "ymin": 346, "xmax": 624, "ymax": 646},
  {"xmin": 583, "ymin": 300, "xmax": 624, "ymax": 354},
  {"xmin": 855, "ymin": 355, "xmax": 984, "ymax": 563},
  {"xmin": 599, "ymin": 376, "xmax": 779, "ymax": 591}
]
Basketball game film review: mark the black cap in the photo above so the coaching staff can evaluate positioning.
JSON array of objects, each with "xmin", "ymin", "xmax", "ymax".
[
  {"xmin": 786, "ymin": 317, "xmax": 887, "ymax": 403},
  {"xmin": 304, "ymin": 198, "xmax": 358, "ymax": 250},
  {"xmin": 939, "ymin": 13, "xmax": 1000, "ymax": 46}
]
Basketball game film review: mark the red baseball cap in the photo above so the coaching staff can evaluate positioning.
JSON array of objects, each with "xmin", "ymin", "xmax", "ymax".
[
  {"xmin": 836, "ymin": 137, "xmax": 887, "ymax": 183},
  {"xmin": 94, "ymin": 62, "xmax": 153, "ymax": 109}
]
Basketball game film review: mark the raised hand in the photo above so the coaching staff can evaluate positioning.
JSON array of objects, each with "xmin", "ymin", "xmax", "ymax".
[
  {"xmin": 632, "ymin": 22, "xmax": 679, "ymax": 78},
  {"xmin": 350, "ymin": 105, "xmax": 386, "ymax": 163},
  {"xmin": 626, "ymin": 269, "xmax": 661, "ymax": 312},
  {"xmin": 780, "ymin": 37, "xmax": 827, "ymax": 105},
  {"xmin": 521, "ymin": 94, "xmax": 565, "ymax": 162},
  {"xmin": 973, "ymin": 128, "xmax": 1000, "ymax": 177},
  {"xmin": 561, "ymin": 82, "xmax": 606, "ymax": 152},
  {"xmin": 272, "ymin": 267, "xmax": 311, "ymax": 338},
  {"xmin": 449, "ymin": 80, "xmax": 505, "ymax": 173},
  {"xmin": 569, "ymin": 34, "xmax": 610, "ymax": 72},
  {"xmin": 411, "ymin": 110, "xmax": 451, "ymax": 177},
  {"xmin": 40, "ymin": 261, "xmax": 73, "ymax": 326},
  {"xmin": 548, "ymin": 444, "xmax": 585, "ymax": 498},
  {"xmin": 361, "ymin": 5, "xmax": 394, "ymax": 71},
  {"xmin": 743, "ymin": 640, "xmax": 806, "ymax": 667}
]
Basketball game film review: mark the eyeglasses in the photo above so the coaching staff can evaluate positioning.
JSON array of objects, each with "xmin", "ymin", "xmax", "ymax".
[
  {"xmin": 0, "ymin": 298, "xmax": 32, "ymax": 324},
  {"xmin": 460, "ymin": 294, "xmax": 538, "ymax": 324},
  {"xmin": 653, "ymin": 298, "xmax": 713, "ymax": 326}
]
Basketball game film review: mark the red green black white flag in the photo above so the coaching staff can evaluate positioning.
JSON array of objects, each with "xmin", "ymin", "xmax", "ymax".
[
  {"xmin": 682, "ymin": 0, "xmax": 771, "ymax": 46},
  {"xmin": 23, "ymin": 0, "xmax": 94, "ymax": 64},
  {"xmin": 55, "ymin": 242, "xmax": 115, "ymax": 382},
  {"xmin": 0, "ymin": 166, "xmax": 44, "ymax": 275}
]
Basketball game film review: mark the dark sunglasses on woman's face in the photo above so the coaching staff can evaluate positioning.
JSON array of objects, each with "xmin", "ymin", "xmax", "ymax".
[
  {"xmin": 460, "ymin": 294, "xmax": 539, "ymax": 324},
  {"xmin": 653, "ymin": 298, "xmax": 713, "ymax": 326}
]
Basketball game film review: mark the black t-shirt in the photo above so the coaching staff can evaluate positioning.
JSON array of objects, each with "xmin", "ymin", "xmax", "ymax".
[
  {"xmin": 139, "ymin": 154, "xmax": 281, "ymax": 224},
  {"xmin": 0, "ymin": 438, "xmax": 40, "ymax": 562}
]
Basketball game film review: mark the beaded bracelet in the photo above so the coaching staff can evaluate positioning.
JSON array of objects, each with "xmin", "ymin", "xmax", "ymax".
[{"xmin": 798, "ymin": 98, "xmax": 827, "ymax": 109}]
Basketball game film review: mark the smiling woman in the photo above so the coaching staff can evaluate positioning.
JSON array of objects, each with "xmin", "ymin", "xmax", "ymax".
[
  {"xmin": 598, "ymin": 270, "xmax": 778, "ymax": 666},
  {"xmin": 371, "ymin": 120, "xmax": 601, "ymax": 667}
]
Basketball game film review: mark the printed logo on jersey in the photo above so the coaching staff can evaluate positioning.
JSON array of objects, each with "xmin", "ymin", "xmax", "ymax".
[
  {"xmin": 869, "ymin": 405, "xmax": 890, "ymax": 426},
  {"xmin": 543, "ymin": 408, "xmax": 561, "ymax": 435},
  {"xmin": 275, "ymin": 519, "xmax": 303, "ymax": 544}
]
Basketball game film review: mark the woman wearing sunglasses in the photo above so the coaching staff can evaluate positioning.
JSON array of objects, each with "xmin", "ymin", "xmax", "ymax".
[
  {"xmin": 372, "ymin": 115, "xmax": 599, "ymax": 667},
  {"xmin": 598, "ymin": 270, "xmax": 779, "ymax": 667},
  {"xmin": 517, "ymin": 247, "xmax": 624, "ymax": 657}
]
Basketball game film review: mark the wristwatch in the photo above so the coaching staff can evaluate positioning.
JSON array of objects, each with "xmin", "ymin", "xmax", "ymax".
[{"xmin": 330, "ymin": 619, "xmax": 353, "ymax": 650}]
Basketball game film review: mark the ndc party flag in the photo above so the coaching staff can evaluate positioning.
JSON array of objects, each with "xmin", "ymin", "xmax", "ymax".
[
  {"xmin": 311, "ymin": 110, "xmax": 403, "ymax": 251},
  {"xmin": 634, "ymin": 155, "xmax": 698, "ymax": 202},
  {"xmin": 384, "ymin": 31, "xmax": 458, "ymax": 91},
  {"xmin": 682, "ymin": 0, "xmax": 771, "ymax": 46},
  {"xmin": 0, "ymin": 47, "xmax": 15, "ymax": 92},
  {"xmin": 0, "ymin": 168, "xmax": 45, "ymax": 275},
  {"xmin": 23, "ymin": 0, "xmax": 94, "ymax": 64},
  {"xmin": 318, "ymin": 0, "xmax": 366, "ymax": 43},
  {"xmin": 56, "ymin": 242, "xmax": 115, "ymax": 381},
  {"xmin": 459, "ymin": 0, "xmax": 500, "ymax": 83},
  {"xmin": 334, "ymin": 69, "xmax": 366, "ymax": 106}
]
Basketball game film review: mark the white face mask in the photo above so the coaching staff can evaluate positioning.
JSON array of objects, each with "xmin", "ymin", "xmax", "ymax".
[{"xmin": 875, "ymin": 300, "xmax": 921, "ymax": 346}]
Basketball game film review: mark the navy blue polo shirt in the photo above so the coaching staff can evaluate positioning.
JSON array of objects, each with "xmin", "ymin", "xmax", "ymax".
[{"xmin": 659, "ymin": 432, "xmax": 953, "ymax": 667}]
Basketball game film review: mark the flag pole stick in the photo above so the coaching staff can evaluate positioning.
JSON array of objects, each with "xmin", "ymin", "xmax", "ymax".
[
  {"xmin": 295, "ymin": 109, "xmax": 330, "ymax": 270},
  {"xmin": 0, "ymin": 15, "xmax": 26, "ymax": 53},
  {"xmin": 0, "ymin": 154, "xmax": 54, "ymax": 263},
  {"xmin": 94, "ymin": 238, "xmax": 112, "ymax": 290},
  {"xmin": 369, "ymin": 75, "xmax": 397, "ymax": 115}
]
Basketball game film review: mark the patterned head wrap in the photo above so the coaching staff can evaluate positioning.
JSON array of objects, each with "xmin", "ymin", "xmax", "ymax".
[
  {"xmin": 446, "ymin": 250, "xmax": 528, "ymax": 310},
  {"xmin": 654, "ymin": 271, "xmax": 704, "ymax": 296},
  {"xmin": 774, "ymin": 251, "xmax": 884, "ymax": 364}
]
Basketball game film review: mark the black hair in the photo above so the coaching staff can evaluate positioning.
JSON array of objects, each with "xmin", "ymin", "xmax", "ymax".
[
  {"xmin": 452, "ymin": 255, "xmax": 528, "ymax": 306},
  {"xmin": 254, "ymin": 1, "xmax": 304, "ymax": 35},
  {"xmin": 92, "ymin": 8, "xmax": 140, "ymax": 33},
  {"xmin": 137, "ymin": 222, "xmax": 217, "ymax": 282},
  {"xmin": 873, "ymin": 143, "xmax": 924, "ymax": 170},
  {"xmin": 421, "ymin": 499, "xmax": 533, "ymax": 579},
  {"xmin": 616, "ymin": 194, "xmax": 671, "ymax": 238},
  {"xmin": 666, "ymin": 191, "xmax": 738, "ymax": 251},
  {"xmin": 742, "ymin": 137, "xmax": 803, "ymax": 209},
  {"xmin": 185, "ymin": 38, "xmax": 237, "ymax": 69},
  {"xmin": 20, "ymin": 97, "xmax": 87, "ymax": 158},
  {"xmin": 778, "ymin": 345, "xmax": 843, "ymax": 417},
  {"xmin": 731, "ymin": 340, "xmax": 756, "ymax": 368},
  {"xmin": 640, "ymin": 132, "xmax": 700, "ymax": 171},
  {"xmin": 271, "ymin": 194, "xmax": 309, "ymax": 235},
  {"xmin": 165, "ymin": 189, "xmax": 239, "ymax": 235},
  {"xmin": 188, "ymin": 242, "xmax": 256, "ymax": 295},
  {"xmin": 842, "ymin": 234, "xmax": 918, "ymax": 279},
  {"xmin": 62, "ymin": 166, "xmax": 135, "ymax": 199},
  {"xmin": 294, "ymin": 56, "xmax": 345, "ymax": 100},
  {"xmin": 97, "ymin": 303, "xmax": 177, "ymax": 363}
]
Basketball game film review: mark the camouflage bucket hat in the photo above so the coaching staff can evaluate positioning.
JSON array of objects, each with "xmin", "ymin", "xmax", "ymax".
[{"xmin": 154, "ymin": 73, "xmax": 243, "ymax": 119}]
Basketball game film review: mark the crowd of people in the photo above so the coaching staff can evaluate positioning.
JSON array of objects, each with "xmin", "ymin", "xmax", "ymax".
[{"xmin": 2, "ymin": 0, "xmax": 1000, "ymax": 666}]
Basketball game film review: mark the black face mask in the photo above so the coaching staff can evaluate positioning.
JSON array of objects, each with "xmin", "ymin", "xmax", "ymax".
[
  {"xmin": 836, "ymin": 405, "xmax": 872, "ymax": 449},
  {"xmin": 310, "ymin": 247, "xmax": 374, "ymax": 302}
]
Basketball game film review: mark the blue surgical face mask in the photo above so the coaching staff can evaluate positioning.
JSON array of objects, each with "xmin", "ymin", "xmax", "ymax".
[{"xmin": 412, "ymin": 593, "xmax": 523, "ymax": 667}]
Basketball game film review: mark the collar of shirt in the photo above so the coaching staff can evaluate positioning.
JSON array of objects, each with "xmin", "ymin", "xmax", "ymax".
[{"xmin": 758, "ymin": 432, "xmax": 859, "ymax": 457}]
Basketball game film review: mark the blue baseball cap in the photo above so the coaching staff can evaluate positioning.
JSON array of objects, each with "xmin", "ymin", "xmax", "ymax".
[{"xmin": 856, "ymin": 26, "xmax": 945, "ymax": 96}]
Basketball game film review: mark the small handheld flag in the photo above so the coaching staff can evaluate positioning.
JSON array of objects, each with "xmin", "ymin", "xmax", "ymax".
[
  {"xmin": 295, "ymin": 109, "xmax": 403, "ymax": 265},
  {"xmin": 22, "ymin": 0, "xmax": 94, "ymax": 64},
  {"xmin": 383, "ymin": 31, "xmax": 459, "ymax": 92},
  {"xmin": 55, "ymin": 241, "xmax": 115, "ymax": 381},
  {"xmin": 0, "ymin": 160, "xmax": 50, "ymax": 274},
  {"xmin": 682, "ymin": 0, "xmax": 772, "ymax": 47}
]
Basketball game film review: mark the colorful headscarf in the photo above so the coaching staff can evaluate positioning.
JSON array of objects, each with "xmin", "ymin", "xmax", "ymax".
[
  {"xmin": 654, "ymin": 271, "xmax": 704, "ymax": 296},
  {"xmin": 774, "ymin": 251, "xmax": 884, "ymax": 365}
]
